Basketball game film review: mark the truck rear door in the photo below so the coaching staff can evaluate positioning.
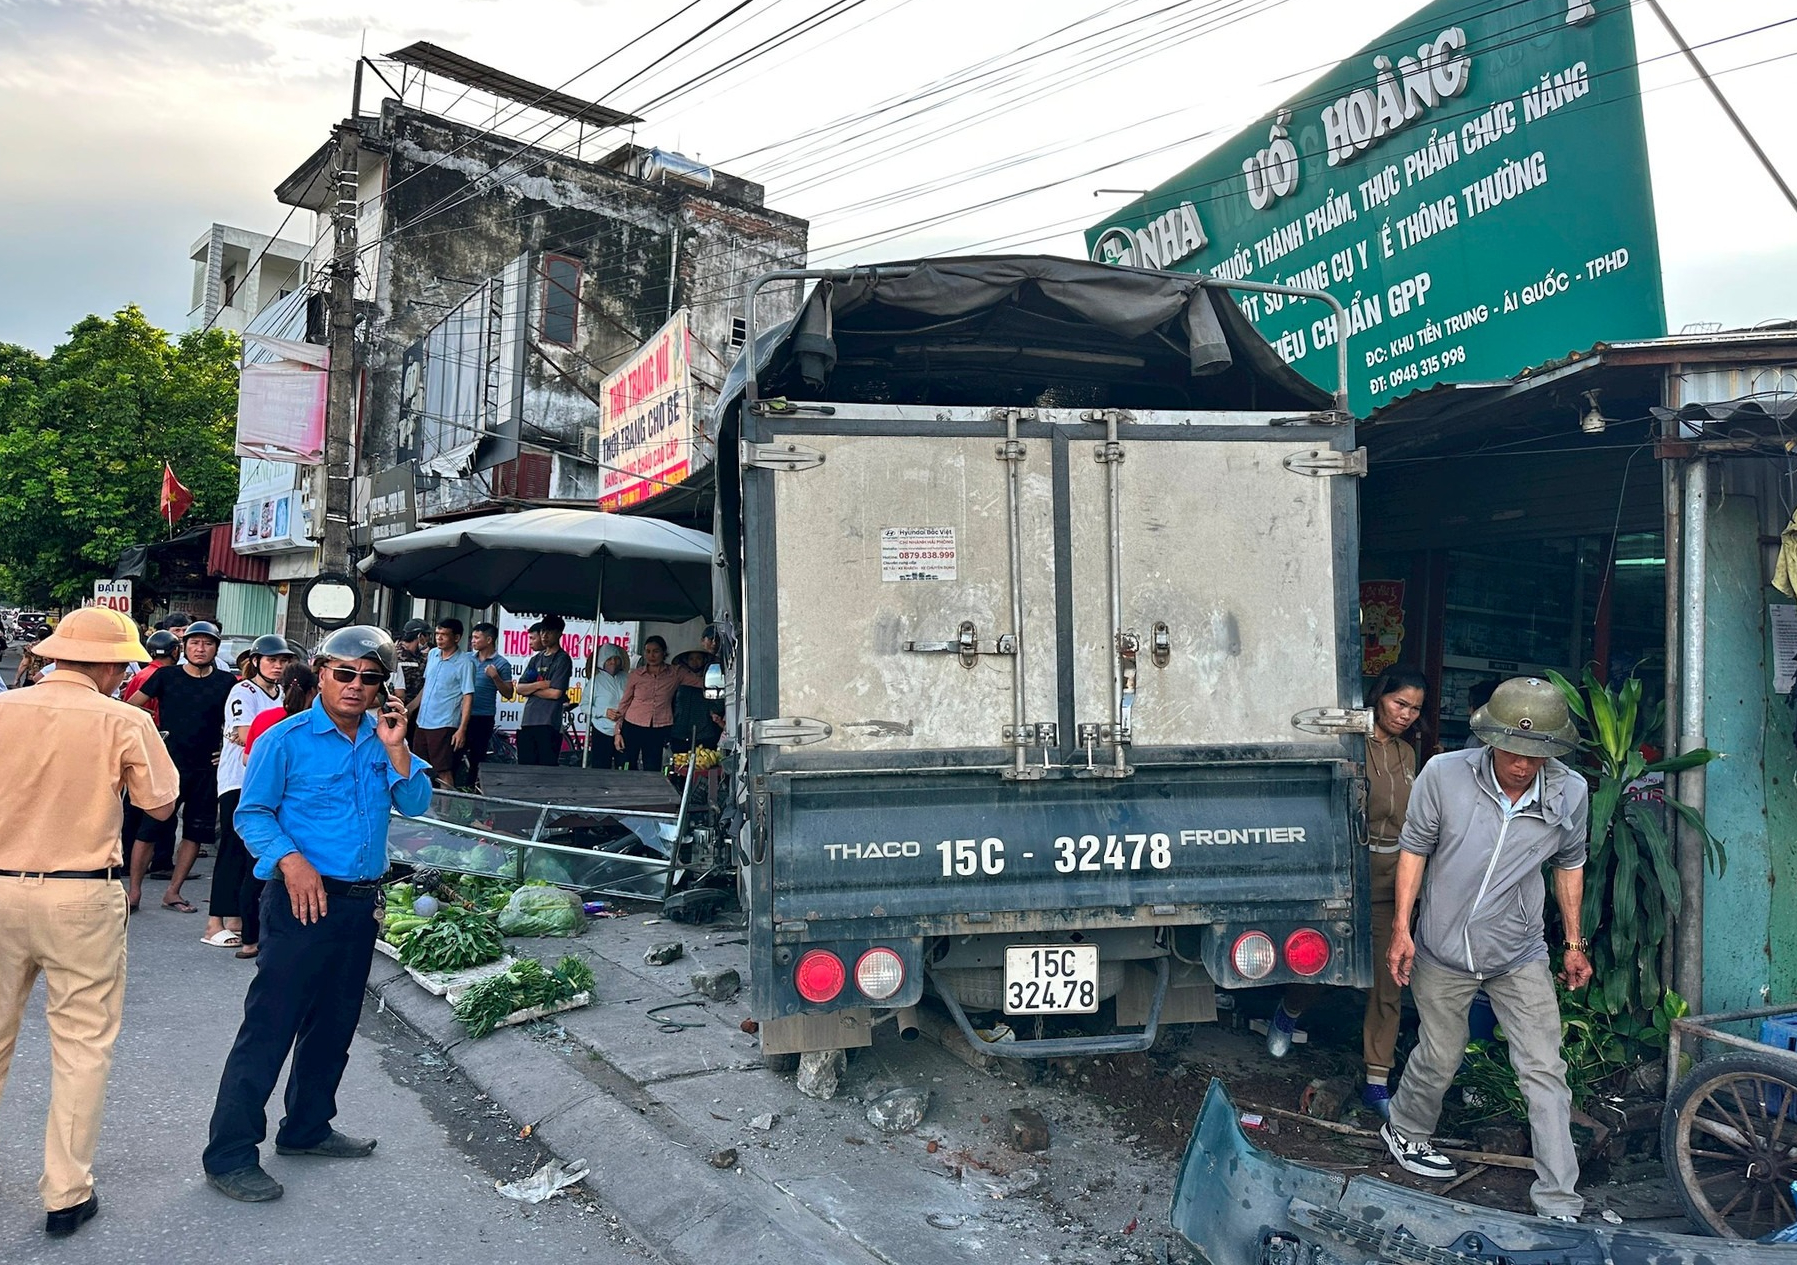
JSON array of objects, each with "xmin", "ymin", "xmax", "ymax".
[{"xmin": 738, "ymin": 403, "xmax": 1365, "ymax": 943}]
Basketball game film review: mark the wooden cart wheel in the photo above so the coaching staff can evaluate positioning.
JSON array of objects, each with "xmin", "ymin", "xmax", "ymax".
[{"xmin": 1661, "ymin": 1052, "xmax": 1797, "ymax": 1238}]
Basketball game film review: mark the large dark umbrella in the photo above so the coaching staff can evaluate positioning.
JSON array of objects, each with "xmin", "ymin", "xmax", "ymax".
[{"xmin": 357, "ymin": 508, "xmax": 713, "ymax": 622}]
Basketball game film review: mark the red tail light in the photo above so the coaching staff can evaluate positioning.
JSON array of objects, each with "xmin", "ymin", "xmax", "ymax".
[
  {"xmin": 1284, "ymin": 928, "xmax": 1331, "ymax": 977},
  {"xmin": 795, "ymin": 950, "xmax": 846, "ymax": 1003}
]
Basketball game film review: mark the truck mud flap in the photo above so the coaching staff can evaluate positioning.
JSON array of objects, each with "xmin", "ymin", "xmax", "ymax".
[
  {"xmin": 1172, "ymin": 1079, "xmax": 1797, "ymax": 1265},
  {"xmin": 924, "ymin": 957, "xmax": 1168, "ymax": 1059}
]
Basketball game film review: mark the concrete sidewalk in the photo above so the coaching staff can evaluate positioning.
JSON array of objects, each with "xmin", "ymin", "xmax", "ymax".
[
  {"xmin": 371, "ymin": 909, "xmax": 1182, "ymax": 1265},
  {"xmin": 0, "ymin": 878, "xmax": 654, "ymax": 1263}
]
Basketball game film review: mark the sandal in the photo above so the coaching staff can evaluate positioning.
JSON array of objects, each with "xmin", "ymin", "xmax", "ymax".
[
  {"xmin": 235, "ymin": 945, "xmax": 260, "ymax": 960},
  {"xmin": 201, "ymin": 929, "xmax": 242, "ymax": 947},
  {"xmin": 162, "ymin": 898, "xmax": 198, "ymax": 913}
]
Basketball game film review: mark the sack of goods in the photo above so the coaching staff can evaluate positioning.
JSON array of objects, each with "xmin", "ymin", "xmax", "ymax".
[{"xmin": 496, "ymin": 884, "xmax": 587, "ymax": 938}]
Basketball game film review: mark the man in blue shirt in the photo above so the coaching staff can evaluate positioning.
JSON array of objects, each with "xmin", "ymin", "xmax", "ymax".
[
  {"xmin": 407, "ymin": 617, "xmax": 475, "ymax": 789},
  {"xmin": 203, "ymin": 626, "xmax": 430, "ymax": 1203},
  {"xmin": 457, "ymin": 620, "xmax": 513, "ymax": 792}
]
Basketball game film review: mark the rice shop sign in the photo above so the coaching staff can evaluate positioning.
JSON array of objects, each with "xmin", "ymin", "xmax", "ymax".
[{"xmin": 1085, "ymin": 0, "xmax": 1665, "ymax": 416}]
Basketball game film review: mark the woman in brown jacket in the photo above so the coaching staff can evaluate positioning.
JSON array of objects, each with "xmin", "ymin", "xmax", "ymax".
[{"xmin": 1264, "ymin": 664, "xmax": 1428, "ymax": 1119}]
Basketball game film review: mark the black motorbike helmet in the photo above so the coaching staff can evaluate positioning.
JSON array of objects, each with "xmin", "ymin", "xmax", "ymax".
[
  {"xmin": 145, "ymin": 630, "xmax": 180, "ymax": 659},
  {"xmin": 313, "ymin": 624, "xmax": 397, "ymax": 677},
  {"xmin": 250, "ymin": 634, "xmax": 293, "ymax": 658},
  {"xmin": 398, "ymin": 618, "xmax": 431, "ymax": 645},
  {"xmin": 182, "ymin": 620, "xmax": 222, "ymax": 645}
]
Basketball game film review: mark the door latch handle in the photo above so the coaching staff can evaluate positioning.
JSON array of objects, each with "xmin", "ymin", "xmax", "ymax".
[{"xmin": 903, "ymin": 621, "xmax": 1015, "ymax": 668}]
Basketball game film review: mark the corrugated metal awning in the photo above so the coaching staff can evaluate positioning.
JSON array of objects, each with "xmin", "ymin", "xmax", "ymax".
[{"xmin": 207, "ymin": 525, "xmax": 269, "ymax": 583}]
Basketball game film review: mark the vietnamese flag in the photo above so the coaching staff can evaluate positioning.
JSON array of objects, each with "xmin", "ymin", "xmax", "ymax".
[{"xmin": 160, "ymin": 462, "xmax": 194, "ymax": 527}]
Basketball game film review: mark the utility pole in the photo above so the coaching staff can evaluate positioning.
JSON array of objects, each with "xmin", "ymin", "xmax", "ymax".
[{"xmin": 317, "ymin": 118, "xmax": 361, "ymax": 592}]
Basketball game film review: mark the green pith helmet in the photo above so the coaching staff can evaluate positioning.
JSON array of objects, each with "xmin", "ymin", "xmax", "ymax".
[{"xmin": 1470, "ymin": 676, "xmax": 1580, "ymax": 757}]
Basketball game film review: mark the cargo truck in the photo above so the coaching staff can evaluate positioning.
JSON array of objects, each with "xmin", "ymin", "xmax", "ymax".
[{"xmin": 706, "ymin": 256, "xmax": 1376, "ymax": 1061}]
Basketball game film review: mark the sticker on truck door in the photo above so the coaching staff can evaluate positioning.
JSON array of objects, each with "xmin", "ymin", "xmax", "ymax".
[{"xmin": 880, "ymin": 526, "xmax": 956, "ymax": 582}]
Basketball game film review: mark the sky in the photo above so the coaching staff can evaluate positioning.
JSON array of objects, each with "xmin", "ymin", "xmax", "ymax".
[{"xmin": 1, "ymin": 0, "xmax": 1795, "ymax": 353}]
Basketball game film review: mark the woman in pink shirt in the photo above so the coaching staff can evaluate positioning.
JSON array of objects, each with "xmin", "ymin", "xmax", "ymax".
[{"xmin": 613, "ymin": 636, "xmax": 703, "ymax": 771}]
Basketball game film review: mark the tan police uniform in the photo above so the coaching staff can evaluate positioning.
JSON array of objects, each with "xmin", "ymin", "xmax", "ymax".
[{"xmin": 0, "ymin": 609, "xmax": 178, "ymax": 1212}]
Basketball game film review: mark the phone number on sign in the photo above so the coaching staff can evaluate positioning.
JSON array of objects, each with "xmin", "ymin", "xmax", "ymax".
[{"xmin": 1367, "ymin": 344, "xmax": 1465, "ymax": 396}]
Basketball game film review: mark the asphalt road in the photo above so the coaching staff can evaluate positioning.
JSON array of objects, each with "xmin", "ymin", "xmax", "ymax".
[{"xmin": 0, "ymin": 875, "xmax": 658, "ymax": 1263}]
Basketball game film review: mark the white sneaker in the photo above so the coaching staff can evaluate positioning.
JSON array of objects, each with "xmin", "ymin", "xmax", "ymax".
[{"xmin": 1380, "ymin": 1121, "xmax": 1458, "ymax": 1179}]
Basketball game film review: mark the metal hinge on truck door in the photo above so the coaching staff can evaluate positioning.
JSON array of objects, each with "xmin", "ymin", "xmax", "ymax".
[
  {"xmin": 903, "ymin": 621, "xmax": 1016, "ymax": 669},
  {"xmin": 746, "ymin": 717, "xmax": 833, "ymax": 747},
  {"xmin": 1290, "ymin": 707, "xmax": 1375, "ymax": 736},
  {"xmin": 1282, "ymin": 447, "xmax": 1368, "ymax": 477},
  {"xmin": 740, "ymin": 440, "xmax": 825, "ymax": 471}
]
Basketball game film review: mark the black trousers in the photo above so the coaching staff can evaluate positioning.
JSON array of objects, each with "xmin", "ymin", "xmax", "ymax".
[
  {"xmin": 458, "ymin": 714, "xmax": 497, "ymax": 787},
  {"xmin": 203, "ymin": 882, "xmax": 378, "ymax": 1174},
  {"xmin": 618, "ymin": 721, "xmax": 672, "ymax": 771},
  {"xmin": 208, "ymin": 790, "xmax": 250, "ymax": 918},
  {"xmin": 586, "ymin": 730, "xmax": 620, "ymax": 768},
  {"xmin": 516, "ymin": 723, "xmax": 560, "ymax": 766}
]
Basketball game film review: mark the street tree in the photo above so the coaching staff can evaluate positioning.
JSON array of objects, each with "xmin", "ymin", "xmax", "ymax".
[{"xmin": 0, "ymin": 307, "xmax": 240, "ymax": 607}]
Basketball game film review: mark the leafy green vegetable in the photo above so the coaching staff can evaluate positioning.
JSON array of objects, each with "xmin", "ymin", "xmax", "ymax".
[
  {"xmin": 451, "ymin": 955, "xmax": 594, "ymax": 1038},
  {"xmin": 398, "ymin": 905, "xmax": 505, "ymax": 973}
]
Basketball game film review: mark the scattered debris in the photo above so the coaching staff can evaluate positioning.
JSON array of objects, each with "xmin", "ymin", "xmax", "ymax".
[
  {"xmin": 495, "ymin": 1157, "xmax": 589, "ymax": 1203},
  {"xmin": 1601, "ymin": 1209, "xmax": 1624, "ymax": 1225},
  {"xmin": 926, "ymin": 1139, "xmax": 939, "ymax": 1154},
  {"xmin": 974, "ymin": 1168, "xmax": 1042, "ymax": 1199},
  {"xmin": 844, "ymin": 1135, "xmax": 867, "ymax": 1146},
  {"xmin": 709, "ymin": 1148, "xmax": 739, "ymax": 1169},
  {"xmin": 926, "ymin": 1213, "xmax": 967, "ymax": 1230},
  {"xmin": 691, "ymin": 966, "xmax": 741, "ymax": 1002},
  {"xmin": 646, "ymin": 1001, "xmax": 707, "ymax": 1031},
  {"xmin": 738, "ymin": 1018, "xmax": 760, "ymax": 1035},
  {"xmin": 644, "ymin": 941, "xmax": 685, "ymax": 966},
  {"xmin": 796, "ymin": 1048, "xmax": 846, "ymax": 1100},
  {"xmin": 1008, "ymin": 1106, "xmax": 1052, "ymax": 1153},
  {"xmin": 866, "ymin": 1087, "xmax": 931, "ymax": 1133},
  {"xmin": 748, "ymin": 1112, "xmax": 778, "ymax": 1132}
]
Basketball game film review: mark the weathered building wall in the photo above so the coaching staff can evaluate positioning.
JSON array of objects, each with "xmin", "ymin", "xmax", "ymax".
[{"xmin": 356, "ymin": 102, "xmax": 807, "ymax": 511}]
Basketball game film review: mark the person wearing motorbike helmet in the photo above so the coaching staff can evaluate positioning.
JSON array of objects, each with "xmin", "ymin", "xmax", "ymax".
[
  {"xmin": 203, "ymin": 635, "xmax": 295, "ymax": 948},
  {"xmin": 124, "ymin": 631, "xmax": 181, "ymax": 724},
  {"xmin": 126, "ymin": 621, "xmax": 236, "ymax": 913},
  {"xmin": 118, "ymin": 628, "xmax": 183, "ymax": 856},
  {"xmin": 204, "ymin": 625, "xmax": 429, "ymax": 1204},
  {"xmin": 392, "ymin": 619, "xmax": 430, "ymax": 707}
]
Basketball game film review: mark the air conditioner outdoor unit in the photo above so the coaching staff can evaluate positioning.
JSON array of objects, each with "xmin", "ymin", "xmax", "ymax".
[{"xmin": 579, "ymin": 426, "xmax": 603, "ymax": 463}]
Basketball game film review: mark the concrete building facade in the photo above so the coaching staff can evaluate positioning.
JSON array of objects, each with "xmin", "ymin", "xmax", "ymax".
[{"xmin": 187, "ymin": 224, "xmax": 311, "ymax": 332}]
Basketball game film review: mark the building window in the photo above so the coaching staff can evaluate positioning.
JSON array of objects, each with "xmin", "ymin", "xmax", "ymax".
[
  {"xmin": 541, "ymin": 255, "xmax": 581, "ymax": 346},
  {"xmin": 221, "ymin": 273, "xmax": 238, "ymax": 308},
  {"xmin": 729, "ymin": 316, "xmax": 746, "ymax": 350}
]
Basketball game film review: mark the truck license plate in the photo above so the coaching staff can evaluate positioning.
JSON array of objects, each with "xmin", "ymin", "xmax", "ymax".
[{"xmin": 1003, "ymin": 945, "xmax": 1099, "ymax": 1015}]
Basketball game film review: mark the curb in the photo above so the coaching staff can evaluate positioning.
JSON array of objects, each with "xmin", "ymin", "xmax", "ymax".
[{"xmin": 367, "ymin": 955, "xmax": 889, "ymax": 1265}]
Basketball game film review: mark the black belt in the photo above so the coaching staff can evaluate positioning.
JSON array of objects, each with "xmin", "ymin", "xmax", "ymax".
[
  {"xmin": 274, "ymin": 875, "xmax": 383, "ymax": 898},
  {"xmin": 0, "ymin": 867, "xmax": 125, "ymax": 880}
]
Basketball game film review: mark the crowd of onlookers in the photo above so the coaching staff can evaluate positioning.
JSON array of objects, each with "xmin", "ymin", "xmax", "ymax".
[
  {"xmin": 387, "ymin": 613, "xmax": 724, "ymax": 790},
  {"xmin": 5, "ymin": 609, "xmax": 726, "ymax": 953}
]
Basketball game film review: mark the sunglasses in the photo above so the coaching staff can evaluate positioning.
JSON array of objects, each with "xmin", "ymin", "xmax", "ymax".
[{"xmin": 326, "ymin": 666, "xmax": 388, "ymax": 686}]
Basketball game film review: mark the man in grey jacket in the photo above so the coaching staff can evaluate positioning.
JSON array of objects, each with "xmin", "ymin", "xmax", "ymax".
[{"xmin": 1381, "ymin": 677, "xmax": 1593, "ymax": 1222}]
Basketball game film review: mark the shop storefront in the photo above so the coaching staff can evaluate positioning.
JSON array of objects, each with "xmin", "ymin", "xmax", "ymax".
[{"xmin": 1360, "ymin": 413, "xmax": 1668, "ymax": 749}]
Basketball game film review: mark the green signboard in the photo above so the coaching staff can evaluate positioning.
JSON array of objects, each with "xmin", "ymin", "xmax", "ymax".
[{"xmin": 1085, "ymin": 0, "xmax": 1665, "ymax": 416}]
